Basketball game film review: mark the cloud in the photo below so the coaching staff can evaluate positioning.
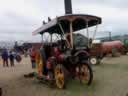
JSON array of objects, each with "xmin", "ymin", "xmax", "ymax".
[
  {"xmin": 73, "ymin": 0, "xmax": 128, "ymax": 9},
  {"xmin": 0, "ymin": 0, "xmax": 128, "ymax": 42}
]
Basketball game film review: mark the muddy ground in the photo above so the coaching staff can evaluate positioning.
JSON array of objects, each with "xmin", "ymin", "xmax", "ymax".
[{"xmin": 0, "ymin": 55, "xmax": 128, "ymax": 96}]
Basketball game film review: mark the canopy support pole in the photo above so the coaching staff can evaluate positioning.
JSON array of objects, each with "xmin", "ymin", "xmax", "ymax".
[
  {"xmin": 91, "ymin": 24, "xmax": 98, "ymax": 47},
  {"xmin": 86, "ymin": 21, "xmax": 89, "ymax": 48},
  {"xmin": 70, "ymin": 22, "xmax": 73, "ymax": 49},
  {"xmin": 41, "ymin": 34, "xmax": 43, "ymax": 43},
  {"xmin": 58, "ymin": 23, "xmax": 65, "ymax": 37},
  {"xmin": 50, "ymin": 34, "xmax": 52, "ymax": 43},
  {"xmin": 58, "ymin": 23, "xmax": 71, "ymax": 48},
  {"xmin": 92, "ymin": 25, "xmax": 98, "ymax": 40}
]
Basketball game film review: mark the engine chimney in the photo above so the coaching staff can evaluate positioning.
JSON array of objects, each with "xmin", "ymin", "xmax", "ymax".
[{"xmin": 64, "ymin": 0, "xmax": 72, "ymax": 14}]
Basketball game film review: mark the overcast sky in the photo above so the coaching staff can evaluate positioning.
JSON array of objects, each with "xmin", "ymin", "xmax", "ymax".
[{"xmin": 0, "ymin": 0, "xmax": 128, "ymax": 42}]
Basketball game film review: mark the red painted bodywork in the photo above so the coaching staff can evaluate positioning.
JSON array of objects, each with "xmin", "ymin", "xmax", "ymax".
[
  {"xmin": 102, "ymin": 40, "xmax": 124, "ymax": 54},
  {"xmin": 46, "ymin": 47, "xmax": 63, "ymax": 69}
]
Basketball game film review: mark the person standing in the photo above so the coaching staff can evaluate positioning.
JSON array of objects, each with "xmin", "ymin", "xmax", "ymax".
[
  {"xmin": 24, "ymin": 47, "xmax": 37, "ymax": 78},
  {"xmin": 1, "ymin": 48, "xmax": 9, "ymax": 67},
  {"xmin": 30, "ymin": 46, "xmax": 36, "ymax": 69},
  {"xmin": 9, "ymin": 51, "xmax": 15, "ymax": 67}
]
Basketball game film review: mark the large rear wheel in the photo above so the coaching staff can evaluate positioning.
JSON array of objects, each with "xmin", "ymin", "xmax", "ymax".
[
  {"xmin": 54, "ymin": 64, "xmax": 65, "ymax": 89},
  {"xmin": 79, "ymin": 64, "xmax": 93, "ymax": 85}
]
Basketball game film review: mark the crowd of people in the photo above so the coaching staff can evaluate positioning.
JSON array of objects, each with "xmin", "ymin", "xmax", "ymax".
[
  {"xmin": 0, "ymin": 47, "xmax": 44, "ymax": 96},
  {"xmin": 1, "ymin": 48, "xmax": 15, "ymax": 67},
  {"xmin": 0, "ymin": 46, "xmax": 44, "ymax": 77}
]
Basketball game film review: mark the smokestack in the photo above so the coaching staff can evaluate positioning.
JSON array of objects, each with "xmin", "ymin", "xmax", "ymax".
[{"xmin": 64, "ymin": 0, "xmax": 72, "ymax": 14}]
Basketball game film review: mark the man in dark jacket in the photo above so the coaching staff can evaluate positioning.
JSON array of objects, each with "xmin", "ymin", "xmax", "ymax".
[
  {"xmin": 9, "ymin": 51, "xmax": 15, "ymax": 67},
  {"xmin": 1, "ymin": 48, "xmax": 9, "ymax": 67}
]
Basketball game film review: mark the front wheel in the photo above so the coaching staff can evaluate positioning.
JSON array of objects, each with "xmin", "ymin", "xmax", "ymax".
[
  {"xmin": 54, "ymin": 64, "xmax": 65, "ymax": 89},
  {"xmin": 79, "ymin": 63, "xmax": 93, "ymax": 85}
]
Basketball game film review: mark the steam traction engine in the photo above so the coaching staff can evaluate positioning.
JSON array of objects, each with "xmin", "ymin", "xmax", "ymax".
[{"xmin": 33, "ymin": 14, "xmax": 102, "ymax": 89}]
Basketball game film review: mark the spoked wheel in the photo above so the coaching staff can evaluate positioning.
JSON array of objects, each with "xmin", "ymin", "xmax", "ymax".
[
  {"xmin": 54, "ymin": 64, "xmax": 65, "ymax": 89},
  {"xmin": 79, "ymin": 64, "xmax": 93, "ymax": 85}
]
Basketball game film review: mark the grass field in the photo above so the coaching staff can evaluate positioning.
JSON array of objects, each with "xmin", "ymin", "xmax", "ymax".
[{"xmin": 0, "ymin": 55, "xmax": 128, "ymax": 96}]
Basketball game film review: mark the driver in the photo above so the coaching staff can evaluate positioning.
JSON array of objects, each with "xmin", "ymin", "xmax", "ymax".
[{"xmin": 57, "ymin": 39, "xmax": 67, "ymax": 52}]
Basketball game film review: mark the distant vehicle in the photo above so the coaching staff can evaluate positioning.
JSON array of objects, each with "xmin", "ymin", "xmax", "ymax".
[
  {"xmin": 89, "ymin": 40, "xmax": 103, "ymax": 65},
  {"xmin": 89, "ymin": 40, "xmax": 124, "ymax": 65},
  {"xmin": 102, "ymin": 40, "xmax": 124, "ymax": 56},
  {"xmin": 22, "ymin": 43, "xmax": 42, "ymax": 50},
  {"xmin": 123, "ymin": 39, "xmax": 128, "ymax": 54}
]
